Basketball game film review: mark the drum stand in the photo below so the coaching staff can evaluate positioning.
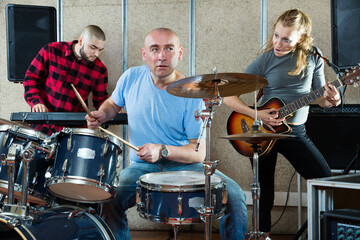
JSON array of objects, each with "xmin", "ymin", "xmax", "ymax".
[{"xmin": 195, "ymin": 95, "xmax": 222, "ymax": 240}]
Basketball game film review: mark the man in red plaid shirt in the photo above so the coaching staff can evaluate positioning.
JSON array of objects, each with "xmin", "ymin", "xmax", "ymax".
[{"xmin": 23, "ymin": 25, "xmax": 109, "ymax": 135}]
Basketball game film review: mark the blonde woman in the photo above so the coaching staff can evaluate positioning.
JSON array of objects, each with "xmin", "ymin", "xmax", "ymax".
[{"xmin": 224, "ymin": 9, "xmax": 340, "ymax": 236}]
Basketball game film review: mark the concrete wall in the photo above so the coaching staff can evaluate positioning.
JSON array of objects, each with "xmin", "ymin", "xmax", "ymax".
[{"xmin": 0, "ymin": 0, "xmax": 359, "ymax": 234}]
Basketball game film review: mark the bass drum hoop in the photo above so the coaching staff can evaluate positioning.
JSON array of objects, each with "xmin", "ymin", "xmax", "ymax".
[{"xmin": 0, "ymin": 205, "xmax": 115, "ymax": 240}]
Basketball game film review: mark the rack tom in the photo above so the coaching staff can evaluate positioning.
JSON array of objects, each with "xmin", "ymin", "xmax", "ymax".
[{"xmin": 46, "ymin": 128, "xmax": 122, "ymax": 203}]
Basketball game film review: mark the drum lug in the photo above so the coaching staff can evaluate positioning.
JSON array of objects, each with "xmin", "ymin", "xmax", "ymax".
[
  {"xmin": 136, "ymin": 186, "xmax": 145, "ymax": 208},
  {"xmin": 45, "ymin": 166, "xmax": 52, "ymax": 180},
  {"xmin": 145, "ymin": 192, "xmax": 150, "ymax": 216},
  {"xmin": 62, "ymin": 159, "xmax": 69, "ymax": 176},
  {"xmin": 2, "ymin": 132, "xmax": 9, "ymax": 147},
  {"xmin": 212, "ymin": 193, "xmax": 216, "ymax": 212},
  {"xmin": 97, "ymin": 164, "xmax": 105, "ymax": 184},
  {"xmin": 222, "ymin": 182, "xmax": 227, "ymax": 205},
  {"xmin": 32, "ymin": 171, "xmax": 39, "ymax": 185},
  {"xmin": 177, "ymin": 192, "xmax": 183, "ymax": 218},
  {"xmin": 68, "ymin": 209, "xmax": 85, "ymax": 218},
  {"xmin": 102, "ymin": 139, "xmax": 109, "ymax": 157},
  {"xmin": 67, "ymin": 132, "xmax": 73, "ymax": 152},
  {"xmin": 5, "ymin": 216, "xmax": 21, "ymax": 228}
]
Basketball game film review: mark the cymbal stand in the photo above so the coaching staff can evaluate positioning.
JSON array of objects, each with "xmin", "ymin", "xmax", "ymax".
[
  {"xmin": 1, "ymin": 143, "xmax": 18, "ymax": 206},
  {"xmin": 245, "ymin": 122, "xmax": 270, "ymax": 240},
  {"xmin": 195, "ymin": 95, "xmax": 222, "ymax": 240},
  {"xmin": 1, "ymin": 143, "xmax": 30, "ymax": 218}
]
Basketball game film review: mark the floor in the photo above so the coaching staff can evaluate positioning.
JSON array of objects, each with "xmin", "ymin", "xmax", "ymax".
[{"xmin": 130, "ymin": 231, "xmax": 295, "ymax": 240}]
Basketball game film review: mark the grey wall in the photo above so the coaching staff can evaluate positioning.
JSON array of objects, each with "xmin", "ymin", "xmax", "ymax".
[{"xmin": 0, "ymin": 0, "xmax": 359, "ymax": 234}]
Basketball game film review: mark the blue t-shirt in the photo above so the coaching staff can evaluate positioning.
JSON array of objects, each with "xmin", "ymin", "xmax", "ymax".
[
  {"xmin": 245, "ymin": 50, "xmax": 325, "ymax": 124},
  {"xmin": 112, "ymin": 65, "xmax": 204, "ymax": 164}
]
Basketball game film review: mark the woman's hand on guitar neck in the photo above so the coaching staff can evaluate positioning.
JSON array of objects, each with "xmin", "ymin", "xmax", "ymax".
[{"xmin": 257, "ymin": 108, "xmax": 285, "ymax": 132}]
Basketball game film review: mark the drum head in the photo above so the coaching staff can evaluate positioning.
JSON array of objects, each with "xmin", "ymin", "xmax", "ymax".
[
  {"xmin": 47, "ymin": 182, "xmax": 114, "ymax": 203},
  {"xmin": 139, "ymin": 171, "xmax": 223, "ymax": 192}
]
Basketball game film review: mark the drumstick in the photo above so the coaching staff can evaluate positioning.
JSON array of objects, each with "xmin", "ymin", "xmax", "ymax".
[{"xmin": 71, "ymin": 84, "xmax": 140, "ymax": 151}]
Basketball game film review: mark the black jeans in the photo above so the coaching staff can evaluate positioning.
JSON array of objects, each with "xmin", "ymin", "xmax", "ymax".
[{"xmin": 253, "ymin": 124, "xmax": 332, "ymax": 232}]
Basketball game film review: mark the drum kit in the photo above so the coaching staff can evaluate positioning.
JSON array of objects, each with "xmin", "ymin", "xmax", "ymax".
[
  {"xmin": 0, "ymin": 71, "xmax": 290, "ymax": 240},
  {"xmin": 0, "ymin": 122, "xmax": 120, "ymax": 239}
]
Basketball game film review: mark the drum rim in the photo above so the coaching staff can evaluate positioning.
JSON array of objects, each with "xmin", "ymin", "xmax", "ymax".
[
  {"xmin": 61, "ymin": 128, "xmax": 122, "ymax": 149},
  {"xmin": 8, "ymin": 125, "xmax": 47, "ymax": 140},
  {"xmin": 138, "ymin": 171, "xmax": 225, "ymax": 192},
  {"xmin": 0, "ymin": 125, "xmax": 12, "ymax": 131}
]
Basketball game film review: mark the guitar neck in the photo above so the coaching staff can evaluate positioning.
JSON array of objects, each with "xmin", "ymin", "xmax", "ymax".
[{"xmin": 278, "ymin": 78, "xmax": 343, "ymax": 119}]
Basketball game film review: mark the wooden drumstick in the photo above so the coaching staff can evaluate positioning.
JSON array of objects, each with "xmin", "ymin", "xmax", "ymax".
[{"xmin": 71, "ymin": 84, "xmax": 140, "ymax": 151}]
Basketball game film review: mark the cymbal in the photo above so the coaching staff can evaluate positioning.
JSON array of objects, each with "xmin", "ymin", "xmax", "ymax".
[
  {"xmin": 220, "ymin": 130, "xmax": 294, "ymax": 144},
  {"xmin": 0, "ymin": 118, "xmax": 32, "ymax": 129},
  {"xmin": 166, "ymin": 73, "xmax": 268, "ymax": 98}
]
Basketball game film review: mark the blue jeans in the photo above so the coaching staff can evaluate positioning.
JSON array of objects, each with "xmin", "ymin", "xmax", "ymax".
[{"xmin": 99, "ymin": 159, "xmax": 247, "ymax": 240}]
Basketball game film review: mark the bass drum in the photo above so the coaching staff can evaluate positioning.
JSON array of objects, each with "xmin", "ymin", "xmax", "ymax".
[{"xmin": 0, "ymin": 205, "xmax": 115, "ymax": 240}]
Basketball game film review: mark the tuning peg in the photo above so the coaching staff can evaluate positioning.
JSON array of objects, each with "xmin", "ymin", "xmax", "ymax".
[{"xmin": 354, "ymin": 82, "xmax": 358, "ymax": 88}]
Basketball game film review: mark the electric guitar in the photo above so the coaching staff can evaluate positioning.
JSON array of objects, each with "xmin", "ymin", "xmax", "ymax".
[{"xmin": 227, "ymin": 65, "xmax": 360, "ymax": 157}]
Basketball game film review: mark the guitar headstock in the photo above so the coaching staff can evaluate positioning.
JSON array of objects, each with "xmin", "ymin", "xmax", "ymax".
[{"xmin": 342, "ymin": 64, "xmax": 360, "ymax": 86}]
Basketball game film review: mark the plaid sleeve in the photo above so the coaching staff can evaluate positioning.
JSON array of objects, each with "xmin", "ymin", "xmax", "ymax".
[
  {"xmin": 92, "ymin": 65, "xmax": 109, "ymax": 109},
  {"xmin": 23, "ymin": 45, "xmax": 48, "ymax": 107}
]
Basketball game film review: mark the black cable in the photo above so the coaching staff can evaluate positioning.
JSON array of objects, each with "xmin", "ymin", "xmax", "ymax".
[{"xmin": 271, "ymin": 170, "xmax": 297, "ymax": 228}]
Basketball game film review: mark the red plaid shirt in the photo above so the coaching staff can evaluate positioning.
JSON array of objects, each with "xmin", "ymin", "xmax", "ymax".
[{"xmin": 23, "ymin": 41, "xmax": 109, "ymax": 135}]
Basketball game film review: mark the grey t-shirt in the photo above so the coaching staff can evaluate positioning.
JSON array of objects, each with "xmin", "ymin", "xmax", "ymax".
[{"xmin": 245, "ymin": 49, "xmax": 325, "ymax": 124}]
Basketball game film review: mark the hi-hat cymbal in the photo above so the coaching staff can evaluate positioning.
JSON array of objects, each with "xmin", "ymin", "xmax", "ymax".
[
  {"xmin": 166, "ymin": 73, "xmax": 268, "ymax": 98},
  {"xmin": 0, "ymin": 118, "xmax": 32, "ymax": 128},
  {"xmin": 220, "ymin": 130, "xmax": 293, "ymax": 144}
]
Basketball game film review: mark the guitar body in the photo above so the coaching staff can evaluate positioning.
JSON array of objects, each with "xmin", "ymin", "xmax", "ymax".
[{"xmin": 227, "ymin": 97, "xmax": 291, "ymax": 157}]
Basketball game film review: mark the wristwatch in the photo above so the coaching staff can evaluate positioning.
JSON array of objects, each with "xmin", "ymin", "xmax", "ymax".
[{"xmin": 160, "ymin": 144, "xmax": 169, "ymax": 158}]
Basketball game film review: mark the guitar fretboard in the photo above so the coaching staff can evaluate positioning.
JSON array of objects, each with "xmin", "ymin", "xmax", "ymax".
[{"xmin": 278, "ymin": 79, "xmax": 343, "ymax": 119}]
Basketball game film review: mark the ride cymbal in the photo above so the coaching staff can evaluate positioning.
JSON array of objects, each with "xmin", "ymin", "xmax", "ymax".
[{"xmin": 166, "ymin": 73, "xmax": 268, "ymax": 98}]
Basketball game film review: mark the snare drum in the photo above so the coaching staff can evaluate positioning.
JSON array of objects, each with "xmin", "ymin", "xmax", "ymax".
[
  {"xmin": 136, "ymin": 171, "xmax": 227, "ymax": 224},
  {"xmin": 0, "ymin": 205, "xmax": 115, "ymax": 239},
  {"xmin": 0, "ymin": 125, "xmax": 52, "ymax": 204},
  {"xmin": 46, "ymin": 128, "xmax": 122, "ymax": 203}
]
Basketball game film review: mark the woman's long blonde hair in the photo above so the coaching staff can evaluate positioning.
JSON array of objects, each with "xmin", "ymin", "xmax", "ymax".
[{"xmin": 263, "ymin": 9, "xmax": 313, "ymax": 77}]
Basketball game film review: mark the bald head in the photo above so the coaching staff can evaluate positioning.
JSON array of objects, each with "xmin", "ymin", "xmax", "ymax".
[
  {"xmin": 142, "ymin": 28, "xmax": 183, "ymax": 82},
  {"xmin": 144, "ymin": 28, "xmax": 180, "ymax": 47}
]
